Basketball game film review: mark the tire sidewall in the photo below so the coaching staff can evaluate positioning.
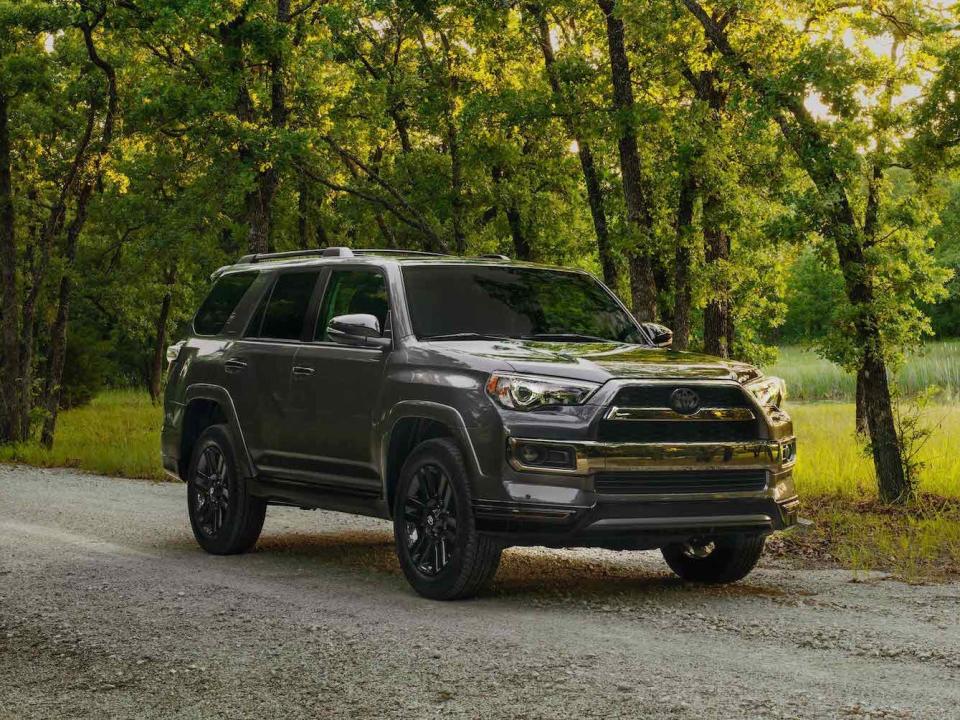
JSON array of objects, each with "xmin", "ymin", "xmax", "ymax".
[
  {"xmin": 393, "ymin": 439, "xmax": 476, "ymax": 599},
  {"xmin": 187, "ymin": 424, "xmax": 253, "ymax": 555}
]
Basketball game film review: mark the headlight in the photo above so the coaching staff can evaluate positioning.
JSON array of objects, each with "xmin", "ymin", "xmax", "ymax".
[
  {"xmin": 485, "ymin": 373, "xmax": 599, "ymax": 411},
  {"xmin": 746, "ymin": 375, "xmax": 786, "ymax": 409}
]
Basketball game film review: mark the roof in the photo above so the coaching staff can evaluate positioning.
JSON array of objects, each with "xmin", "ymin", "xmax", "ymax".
[{"xmin": 211, "ymin": 247, "xmax": 578, "ymax": 279}]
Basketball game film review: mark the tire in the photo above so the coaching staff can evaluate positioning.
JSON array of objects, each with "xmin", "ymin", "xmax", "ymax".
[
  {"xmin": 187, "ymin": 424, "xmax": 266, "ymax": 555},
  {"xmin": 393, "ymin": 438, "xmax": 502, "ymax": 600},
  {"xmin": 661, "ymin": 534, "xmax": 765, "ymax": 584}
]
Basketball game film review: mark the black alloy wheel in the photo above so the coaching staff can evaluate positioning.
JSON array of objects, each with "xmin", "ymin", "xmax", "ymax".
[
  {"xmin": 393, "ymin": 438, "xmax": 502, "ymax": 600},
  {"xmin": 187, "ymin": 424, "xmax": 266, "ymax": 555},
  {"xmin": 192, "ymin": 445, "xmax": 230, "ymax": 538},
  {"xmin": 403, "ymin": 462, "xmax": 458, "ymax": 576}
]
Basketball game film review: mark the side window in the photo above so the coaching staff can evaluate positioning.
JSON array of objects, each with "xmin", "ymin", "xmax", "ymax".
[
  {"xmin": 247, "ymin": 271, "xmax": 320, "ymax": 340},
  {"xmin": 194, "ymin": 272, "xmax": 258, "ymax": 336},
  {"xmin": 315, "ymin": 270, "xmax": 388, "ymax": 341}
]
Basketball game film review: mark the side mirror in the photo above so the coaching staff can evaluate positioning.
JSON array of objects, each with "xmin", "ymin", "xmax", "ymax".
[
  {"xmin": 327, "ymin": 314, "xmax": 391, "ymax": 349},
  {"xmin": 641, "ymin": 322, "xmax": 673, "ymax": 348}
]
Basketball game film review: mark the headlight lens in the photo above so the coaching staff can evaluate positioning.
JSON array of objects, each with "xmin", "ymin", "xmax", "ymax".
[
  {"xmin": 485, "ymin": 373, "xmax": 599, "ymax": 411},
  {"xmin": 746, "ymin": 375, "xmax": 786, "ymax": 409}
]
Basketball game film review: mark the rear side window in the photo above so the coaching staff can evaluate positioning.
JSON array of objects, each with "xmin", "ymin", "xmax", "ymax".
[
  {"xmin": 193, "ymin": 272, "xmax": 258, "ymax": 336},
  {"xmin": 248, "ymin": 271, "xmax": 320, "ymax": 340},
  {"xmin": 315, "ymin": 270, "xmax": 388, "ymax": 341}
]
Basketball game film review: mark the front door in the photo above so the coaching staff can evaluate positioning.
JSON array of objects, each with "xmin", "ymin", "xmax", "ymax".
[{"xmin": 286, "ymin": 267, "xmax": 391, "ymax": 494}]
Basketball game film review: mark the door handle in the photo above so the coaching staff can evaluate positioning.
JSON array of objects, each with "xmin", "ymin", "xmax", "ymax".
[
  {"xmin": 292, "ymin": 365, "xmax": 315, "ymax": 377},
  {"xmin": 224, "ymin": 358, "xmax": 248, "ymax": 374}
]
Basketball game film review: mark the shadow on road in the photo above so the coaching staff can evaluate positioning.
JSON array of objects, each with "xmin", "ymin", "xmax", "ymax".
[{"xmin": 228, "ymin": 529, "xmax": 790, "ymax": 603}]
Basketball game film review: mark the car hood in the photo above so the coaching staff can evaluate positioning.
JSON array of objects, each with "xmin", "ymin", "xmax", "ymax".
[{"xmin": 429, "ymin": 339, "xmax": 762, "ymax": 384}]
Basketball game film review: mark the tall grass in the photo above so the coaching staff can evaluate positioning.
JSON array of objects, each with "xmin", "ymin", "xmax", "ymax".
[
  {"xmin": 766, "ymin": 341, "xmax": 960, "ymax": 401},
  {"xmin": 0, "ymin": 390, "xmax": 165, "ymax": 480},
  {"xmin": 788, "ymin": 402, "xmax": 960, "ymax": 498}
]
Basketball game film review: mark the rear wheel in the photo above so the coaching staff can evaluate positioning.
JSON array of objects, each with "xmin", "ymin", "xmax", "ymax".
[
  {"xmin": 393, "ymin": 438, "xmax": 501, "ymax": 600},
  {"xmin": 187, "ymin": 425, "xmax": 266, "ymax": 555},
  {"xmin": 661, "ymin": 535, "xmax": 765, "ymax": 584}
]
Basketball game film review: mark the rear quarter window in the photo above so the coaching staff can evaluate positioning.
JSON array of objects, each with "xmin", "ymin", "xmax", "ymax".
[{"xmin": 193, "ymin": 272, "xmax": 258, "ymax": 336}]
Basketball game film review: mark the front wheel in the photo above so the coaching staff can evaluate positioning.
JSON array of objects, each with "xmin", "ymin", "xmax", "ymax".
[
  {"xmin": 187, "ymin": 424, "xmax": 266, "ymax": 555},
  {"xmin": 661, "ymin": 535, "xmax": 765, "ymax": 584},
  {"xmin": 393, "ymin": 438, "xmax": 501, "ymax": 600}
]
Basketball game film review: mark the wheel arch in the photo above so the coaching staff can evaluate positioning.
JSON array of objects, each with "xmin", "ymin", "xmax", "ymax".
[
  {"xmin": 380, "ymin": 402, "xmax": 483, "ymax": 518},
  {"xmin": 179, "ymin": 384, "xmax": 256, "ymax": 480}
]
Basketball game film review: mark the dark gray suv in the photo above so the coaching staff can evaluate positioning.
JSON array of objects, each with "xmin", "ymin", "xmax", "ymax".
[{"xmin": 162, "ymin": 248, "xmax": 799, "ymax": 599}]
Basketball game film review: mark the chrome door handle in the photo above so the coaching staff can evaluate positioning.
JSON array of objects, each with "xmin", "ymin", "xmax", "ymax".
[
  {"xmin": 292, "ymin": 366, "xmax": 315, "ymax": 377},
  {"xmin": 224, "ymin": 358, "xmax": 248, "ymax": 373}
]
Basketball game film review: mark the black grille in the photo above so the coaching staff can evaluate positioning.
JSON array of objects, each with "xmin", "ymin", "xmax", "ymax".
[
  {"xmin": 597, "ymin": 420, "xmax": 757, "ymax": 443},
  {"xmin": 600, "ymin": 383, "xmax": 760, "ymax": 443},
  {"xmin": 611, "ymin": 384, "xmax": 750, "ymax": 408},
  {"xmin": 595, "ymin": 470, "xmax": 767, "ymax": 495}
]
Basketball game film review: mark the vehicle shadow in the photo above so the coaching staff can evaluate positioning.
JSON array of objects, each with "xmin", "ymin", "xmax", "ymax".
[{"xmin": 245, "ymin": 529, "xmax": 786, "ymax": 603}]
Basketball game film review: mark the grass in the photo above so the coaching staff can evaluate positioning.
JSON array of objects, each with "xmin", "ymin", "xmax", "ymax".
[
  {"xmin": 766, "ymin": 340, "xmax": 960, "ymax": 401},
  {"xmin": 0, "ymin": 390, "xmax": 166, "ymax": 481},
  {"xmin": 2, "ymin": 388, "xmax": 959, "ymax": 581}
]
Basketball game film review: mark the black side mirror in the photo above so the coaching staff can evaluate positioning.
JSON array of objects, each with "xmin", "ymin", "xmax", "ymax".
[
  {"xmin": 327, "ymin": 314, "xmax": 391, "ymax": 349},
  {"xmin": 641, "ymin": 322, "xmax": 673, "ymax": 348}
]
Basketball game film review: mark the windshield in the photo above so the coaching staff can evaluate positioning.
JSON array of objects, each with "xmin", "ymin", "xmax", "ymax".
[{"xmin": 402, "ymin": 265, "xmax": 646, "ymax": 344}]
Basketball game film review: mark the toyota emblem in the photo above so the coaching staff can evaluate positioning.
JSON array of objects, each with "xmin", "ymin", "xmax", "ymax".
[{"xmin": 670, "ymin": 387, "xmax": 701, "ymax": 415}]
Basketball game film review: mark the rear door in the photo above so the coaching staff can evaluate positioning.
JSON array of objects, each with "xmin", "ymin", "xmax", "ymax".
[
  {"xmin": 221, "ymin": 269, "xmax": 323, "ymax": 472},
  {"xmin": 285, "ymin": 267, "xmax": 391, "ymax": 493}
]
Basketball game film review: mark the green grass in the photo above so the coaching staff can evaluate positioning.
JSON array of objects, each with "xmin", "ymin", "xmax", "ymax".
[
  {"xmin": 766, "ymin": 341, "xmax": 960, "ymax": 402},
  {"xmin": 0, "ymin": 390, "xmax": 165, "ymax": 481},
  {"xmin": 789, "ymin": 401, "xmax": 960, "ymax": 498}
]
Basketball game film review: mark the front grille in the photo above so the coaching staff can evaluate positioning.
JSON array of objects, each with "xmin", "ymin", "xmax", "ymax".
[
  {"xmin": 599, "ymin": 383, "xmax": 760, "ymax": 443},
  {"xmin": 611, "ymin": 385, "xmax": 750, "ymax": 408},
  {"xmin": 595, "ymin": 470, "xmax": 767, "ymax": 495}
]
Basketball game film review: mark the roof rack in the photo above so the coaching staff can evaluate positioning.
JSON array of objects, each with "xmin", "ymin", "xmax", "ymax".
[{"xmin": 235, "ymin": 246, "xmax": 446, "ymax": 264}]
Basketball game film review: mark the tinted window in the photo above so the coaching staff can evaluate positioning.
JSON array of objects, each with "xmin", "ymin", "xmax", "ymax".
[
  {"xmin": 401, "ymin": 266, "xmax": 644, "ymax": 343},
  {"xmin": 194, "ymin": 272, "xmax": 258, "ymax": 336},
  {"xmin": 315, "ymin": 270, "xmax": 388, "ymax": 341},
  {"xmin": 250, "ymin": 271, "xmax": 320, "ymax": 340}
]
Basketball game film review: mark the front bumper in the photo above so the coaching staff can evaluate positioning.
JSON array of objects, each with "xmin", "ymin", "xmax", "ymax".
[{"xmin": 474, "ymin": 437, "xmax": 799, "ymax": 548}]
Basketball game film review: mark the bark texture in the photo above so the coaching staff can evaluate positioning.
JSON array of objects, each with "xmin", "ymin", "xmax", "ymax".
[
  {"xmin": 0, "ymin": 93, "xmax": 21, "ymax": 443},
  {"xmin": 598, "ymin": 0, "xmax": 657, "ymax": 320}
]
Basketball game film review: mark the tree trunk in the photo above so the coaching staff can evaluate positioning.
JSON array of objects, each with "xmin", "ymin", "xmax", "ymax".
[
  {"xmin": 0, "ymin": 92, "xmax": 22, "ymax": 444},
  {"xmin": 598, "ymin": 0, "xmax": 657, "ymax": 320},
  {"xmin": 18, "ymin": 200, "xmax": 49, "ymax": 441},
  {"xmin": 672, "ymin": 162, "xmax": 697, "ymax": 351},
  {"xmin": 532, "ymin": 8, "xmax": 619, "ymax": 290},
  {"xmin": 682, "ymin": 0, "xmax": 908, "ymax": 501},
  {"xmin": 855, "ymin": 364, "xmax": 869, "ymax": 435},
  {"xmin": 149, "ymin": 265, "xmax": 177, "ymax": 404},
  {"xmin": 42, "ymin": 20, "xmax": 118, "ymax": 449},
  {"xmin": 702, "ymin": 191, "xmax": 732, "ymax": 358}
]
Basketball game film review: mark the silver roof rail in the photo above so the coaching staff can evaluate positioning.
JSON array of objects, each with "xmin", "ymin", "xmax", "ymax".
[{"xmin": 235, "ymin": 247, "xmax": 448, "ymax": 265}]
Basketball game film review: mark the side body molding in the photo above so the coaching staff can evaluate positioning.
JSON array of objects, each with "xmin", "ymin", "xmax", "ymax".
[{"xmin": 183, "ymin": 383, "xmax": 257, "ymax": 479}]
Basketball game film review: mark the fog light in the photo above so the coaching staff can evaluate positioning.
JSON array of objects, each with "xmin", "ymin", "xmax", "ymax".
[
  {"xmin": 519, "ymin": 444, "xmax": 544, "ymax": 464},
  {"xmin": 513, "ymin": 442, "xmax": 576, "ymax": 470},
  {"xmin": 781, "ymin": 440, "xmax": 797, "ymax": 464}
]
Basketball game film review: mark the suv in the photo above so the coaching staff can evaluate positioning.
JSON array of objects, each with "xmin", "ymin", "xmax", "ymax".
[{"xmin": 163, "ymin": 248, "xmax": 798, "ymax": 600}]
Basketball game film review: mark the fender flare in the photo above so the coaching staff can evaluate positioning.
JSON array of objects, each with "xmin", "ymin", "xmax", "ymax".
[
  {"xmin": 379, "ymin": 400, "xmax": 486, "ymax": 492},
  {"xmin": 183, "ymin": 384, "xmax": 256, "ymax": 479}
]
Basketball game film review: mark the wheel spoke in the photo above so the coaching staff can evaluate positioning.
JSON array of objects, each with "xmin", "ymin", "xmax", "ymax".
[
  {"xmin": 432, "ymin": 540, "xmax": 441, "ymax": 572},
  {"xmin": 438, "ymin": 538, "xmax": 448, "ymax": 569}
]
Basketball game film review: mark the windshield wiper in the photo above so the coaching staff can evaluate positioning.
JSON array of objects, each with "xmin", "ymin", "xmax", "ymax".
[
  {"xmin": 521, "ymin": 333, "xmax": 614, "ymax": 343},
  {"xmin": 420, "ymin": 332, "xmax": 515, "ymax": 342}
]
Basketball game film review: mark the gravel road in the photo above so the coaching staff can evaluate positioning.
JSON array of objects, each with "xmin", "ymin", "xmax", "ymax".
[{"xmin": 1, "ymin": 465, "xmax": 958, "ymax": 719}]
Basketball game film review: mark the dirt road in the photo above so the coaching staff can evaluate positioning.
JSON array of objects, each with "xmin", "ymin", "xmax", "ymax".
[{"xmin": 1, "ymin": 465, "xmax": 958, "ymax": 719}]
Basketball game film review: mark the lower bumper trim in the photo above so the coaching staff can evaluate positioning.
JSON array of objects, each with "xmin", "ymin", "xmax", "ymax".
[{"xmin": 585, "ymin": 514, "xmax": 774, "ymax": 533}]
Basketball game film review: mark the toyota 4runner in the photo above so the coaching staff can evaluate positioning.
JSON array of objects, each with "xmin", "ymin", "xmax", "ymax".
[{"xmin": 162, "ymin": 248, "xmax": 799, "ymax": 600}]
